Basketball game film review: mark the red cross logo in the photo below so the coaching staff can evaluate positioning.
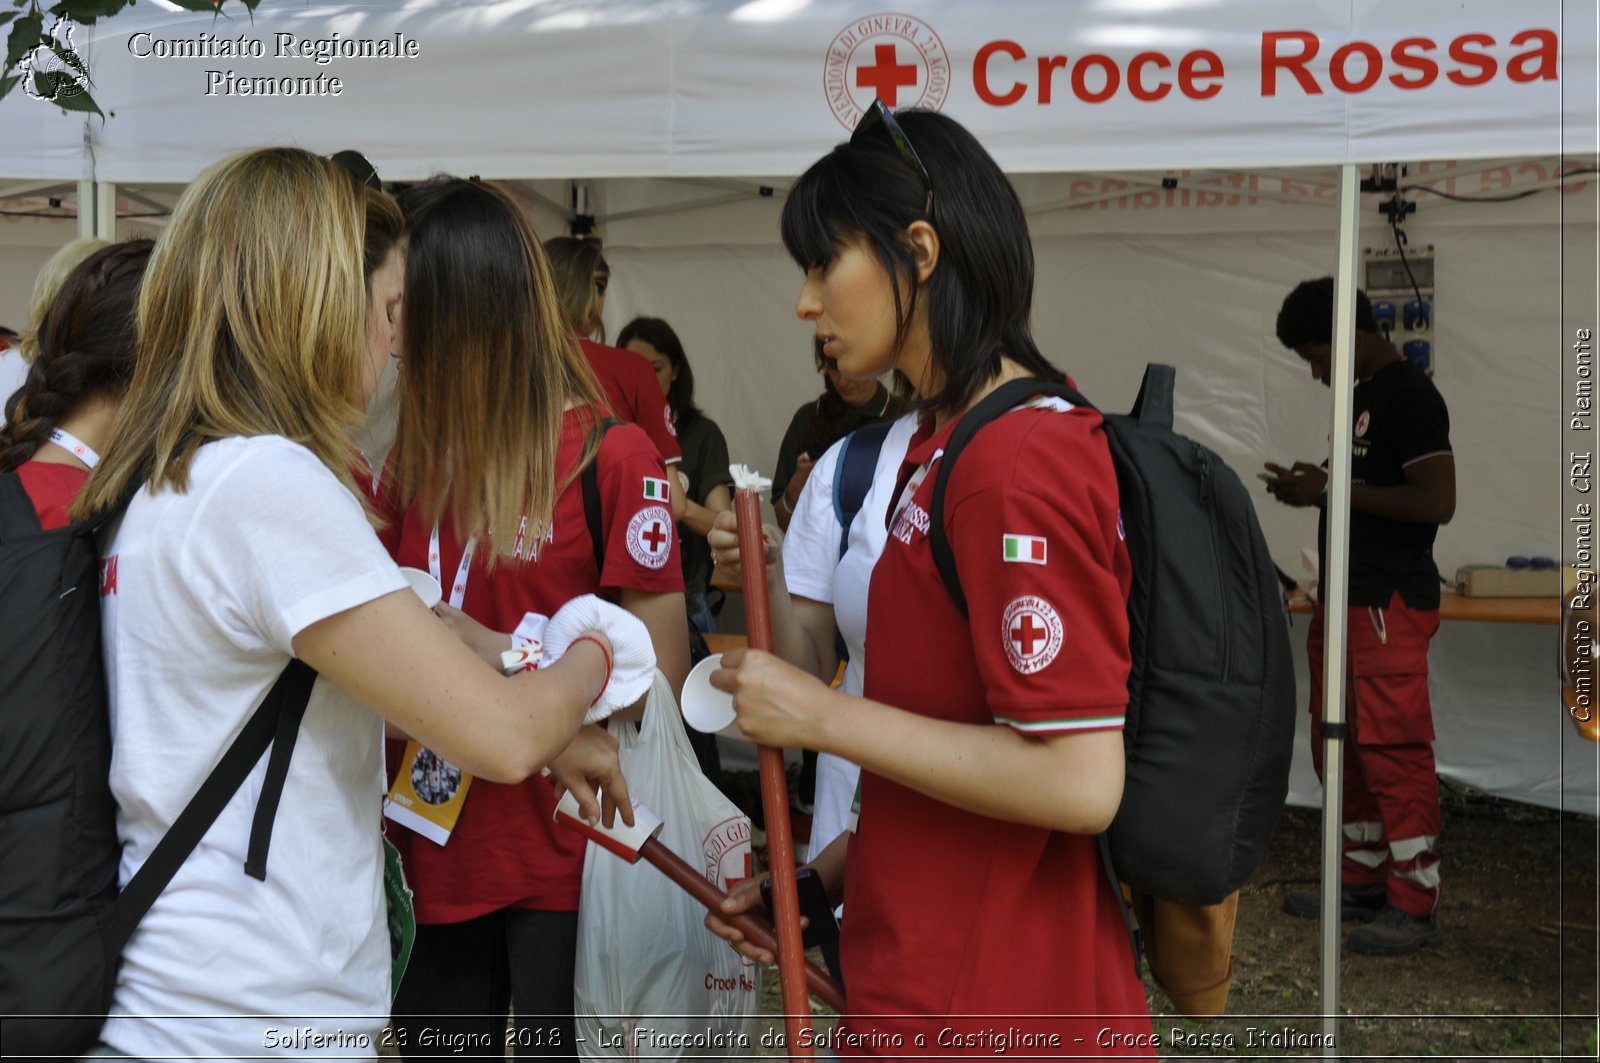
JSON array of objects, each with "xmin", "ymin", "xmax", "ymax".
[
  {"xmin": 627, "ymin": 505, "xmax": 674, "ymax": 570},
  {"xmin": 726, "ymin": 851, "xmax": 755, "ymax": 892},
  {"xmin": 856, "ymin": 43, "xmax": 917, "ymax": 106},
  {"xmin": 1001, "ymin": 595, "xmax": 1063, "ymax": 675},
  {"xmin": 824, "ymin": 15, "xmax": 949, "ymax": 131},
  {"xmin": 1010, "ymin": 613, "xmax": 1047, "ymax": 657}
]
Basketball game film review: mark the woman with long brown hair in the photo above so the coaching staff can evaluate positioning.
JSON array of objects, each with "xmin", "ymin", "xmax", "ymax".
[
  {"xmin": 378, "ymin": 178, "xmax": 689, "ymax": 1060},
  {"xmin": 71, "ymin": 148, "xmax": 645, "ymax": 1061}
]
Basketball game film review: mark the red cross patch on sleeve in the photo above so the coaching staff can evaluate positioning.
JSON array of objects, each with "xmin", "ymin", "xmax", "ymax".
[
  {"xmin": 626, "ymin": 505, "xmax": 674, "ymax": 569},
  {"xmin": 1001, "ymin": 595, "xmax": 1064, "ymax": 674}
]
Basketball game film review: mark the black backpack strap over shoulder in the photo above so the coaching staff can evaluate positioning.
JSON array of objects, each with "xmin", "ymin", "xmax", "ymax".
[
  {"xmin": 581, "ymin": 417, "xmax": 624, "ymax": 578},
  {"xmin": 0, "ymin": 472, "xmax": 44, "ymax": 541},
  {"xmin": 244, "ymin": 661, "xmax": 317, "ymax": 880},
  {"xmin": 104, "ymin": 660, "xmax": 317, "ymax": 959},
  {"xmin": 928, "ymin": 378, "xmax": 1086, "ymax": 617},
  {"xmin": 832, "ymin": 419, "xmax": 895, "ymax": 563},
  {"xmin": 1129, "ymin": 363, "xmax": 1176, "ymax": 429}
]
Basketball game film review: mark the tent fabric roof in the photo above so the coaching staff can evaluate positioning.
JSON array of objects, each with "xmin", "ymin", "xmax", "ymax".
[{"xmin": 2, "ymin": 0, "xmax": 1596, "ymax": 182}]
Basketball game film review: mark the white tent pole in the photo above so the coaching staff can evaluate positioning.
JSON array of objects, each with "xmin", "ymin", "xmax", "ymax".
[
  {"xmin": 1319, "ymin": 162, "xmax": 1361, "ymax": 1055},
  {"xmin": 96, "ymin": 182, "xmax": 117, "ymax": 241},
  {"xmin": 76, "ymin": 179, "xmax": 95, "ymax": 240}
]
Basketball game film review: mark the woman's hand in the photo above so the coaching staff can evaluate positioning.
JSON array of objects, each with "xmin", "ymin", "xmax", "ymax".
[
  {"xmin": 709, "ymin": 648, "xmax": 837, "ymax": 751},
  {"xmin": 432, "ymin": 601, "xmax": 511, "ymax": 667},
  {"xmin": 703, "ymin": 873, "xmax": 778, "ymax": 966},
  {"xmin": 546, "ymin": 724, "xmax": 634, "ymax": 829},
  {"xmin": 707, "ymin": 509, "xmax": 782, "ymax": 588}
]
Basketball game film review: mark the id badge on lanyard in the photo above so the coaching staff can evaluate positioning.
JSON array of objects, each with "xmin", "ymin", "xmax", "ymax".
[{"xmin": 382, "ymin": 524, "xmax": 480, "ymax": 845}]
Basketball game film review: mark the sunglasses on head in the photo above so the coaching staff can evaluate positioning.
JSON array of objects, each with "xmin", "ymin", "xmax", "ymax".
[
  {"xmin": 329, "ymin": 149, "xmax": 381, "ymax": 190},
  {"xmin": 851, "ymin": 98, "xmax": 933, "ymax": 216}
]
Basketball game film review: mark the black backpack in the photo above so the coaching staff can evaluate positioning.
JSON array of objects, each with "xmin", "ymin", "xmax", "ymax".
[
  {"xmin": 927, "ymin": 366, "xmax": 1296, "ymax": 905},
  {"xmin": 0, "ymin": 473, "xmax": 313, "ymax": 1055}
]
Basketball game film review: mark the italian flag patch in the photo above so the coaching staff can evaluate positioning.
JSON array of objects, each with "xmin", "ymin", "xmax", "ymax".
[
  {"xmin": 643, "ymin": 476, "xmax": 671, "ymax": 503},
  {"xmin": 1002, "ymin": 533, "xmax": 1047, "ymax": 565}
]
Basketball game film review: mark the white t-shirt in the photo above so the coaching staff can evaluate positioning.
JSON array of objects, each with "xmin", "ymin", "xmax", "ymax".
[
  {"xmin": 782, "ymin": 413, "xmax": 916, "ymax": 863},
  {"xmin": 99, "ymin": 436, "xmax": 407, "ymax": 1060}
]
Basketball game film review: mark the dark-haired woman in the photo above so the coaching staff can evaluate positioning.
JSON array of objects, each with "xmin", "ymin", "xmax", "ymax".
[
  {"xmin": 1, "ymin": 239, "xmax": 152, "ymax": 525},
  {"xmin": 618, "ymin": 315, "xmax": 732, "ymax": 634},
  {"xmin": 706, "ymin": 104, "xmax": 1154, "ymax": 1055}
]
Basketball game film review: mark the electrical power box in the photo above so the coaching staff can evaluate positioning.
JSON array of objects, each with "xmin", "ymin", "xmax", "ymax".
[{"xmin": 1364, "ymin": 245, "xmax": 1435, "ymax": 375}]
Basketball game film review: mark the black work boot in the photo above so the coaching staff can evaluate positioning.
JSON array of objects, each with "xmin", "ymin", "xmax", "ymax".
[
  {"xmin": 1347, "ymin": 905, "xmax": 1443, "ymax": 955},
  {"xmin": 1281, "ymin": 883, "xmax": 1387, "ymax": 923}
]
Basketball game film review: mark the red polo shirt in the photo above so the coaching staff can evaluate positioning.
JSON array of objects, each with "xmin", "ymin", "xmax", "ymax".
[
  {"xmin": 15, "ymin": 460, "xmax": 89, "ymax": 530},
  {"xmin": 378, "ymin": 407, "xmax": 683, "ymax": 920},
  {"xmin": 580, "ymin": 338, "xmax": 681, "ymax": 467},
  {"xmin": 841, "ymin": 396, "xmax": 1152, "ymax": 1055}
]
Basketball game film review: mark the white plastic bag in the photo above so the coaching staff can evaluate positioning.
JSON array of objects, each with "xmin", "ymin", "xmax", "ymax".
[{"xmin": 574, "ymin": 671, "xmax": 762, "ymax": 1059}]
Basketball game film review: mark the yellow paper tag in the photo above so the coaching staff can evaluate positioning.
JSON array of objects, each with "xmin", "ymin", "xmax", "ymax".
[{"xmin": 383, "ymin": 741, "xmax": 474, "ymax": 846}]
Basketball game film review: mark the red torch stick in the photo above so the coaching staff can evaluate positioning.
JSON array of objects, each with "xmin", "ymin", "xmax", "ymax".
[
  {"xmin": 636, "ymin": 836, "xmax": 845, "ymax": 1012},
  {"xmin": 734, "ymin": 485, "xmax": 816, "ymax": 1056}
]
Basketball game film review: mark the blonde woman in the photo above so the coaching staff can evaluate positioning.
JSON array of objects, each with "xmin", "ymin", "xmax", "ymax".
[
  {"xmin": 72, "ymin": 148, "xmax": 647, "ymax": 1061},
  {"xmin": 377, "ymin": 178, "xmax": 689, "ymax": 1061},
  {"xmin": 0, "ymin": 237, "xmax": 111, "ymax": 407}
]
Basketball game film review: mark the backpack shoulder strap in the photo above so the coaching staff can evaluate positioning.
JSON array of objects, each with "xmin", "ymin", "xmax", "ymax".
[
  {"xmin": 831, "ymin": 419, "xmax": 895, "ymax": 562},
  {"xmin": 104, "ymin": 659, "xmax": 317, "ymax": 959},
  {"xmin": 581, "ymin": 417, "xmax": 624, "ymax": 577},
  {"xmin": 928, "ymin": 378, "xmax": 1086, "ymax": 617},
  {"xmin": 0, "ymin": 471, "xmax": 44, "ymax": 542},
  {"xmin": 1130, "ymin": 363, "xmax": 1176, "ymax": 429}
]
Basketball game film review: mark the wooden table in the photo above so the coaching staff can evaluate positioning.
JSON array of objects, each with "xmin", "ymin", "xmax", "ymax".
[
  {"xmin": 703, "ymin": 632, "xmax": 748, "ymax": 655},
  {"xmin": 1288, "ymin": 591, "xmax": 1560, "ymax": 625}
]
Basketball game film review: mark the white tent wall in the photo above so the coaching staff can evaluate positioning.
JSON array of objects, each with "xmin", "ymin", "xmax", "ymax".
[
  {"xmin": 0, "ymin": 0, "xmax": 1593, "ymax": 817},
  {"xmin": 0, "ymin": 214, "xmax": 80, "ymax": 330},
  {"xmin": 1, "ymin": 155, "xmax": 1593, "ymax": 814},
  {"xmin": 598, "ymin": 166, "xmax": 1599, "ymax": 815}
]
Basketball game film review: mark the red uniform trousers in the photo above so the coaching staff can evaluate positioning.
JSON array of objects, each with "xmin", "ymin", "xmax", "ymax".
[{"xmin": 1308, "ymin": 593, "xmax": 1442, "ymax": 917}]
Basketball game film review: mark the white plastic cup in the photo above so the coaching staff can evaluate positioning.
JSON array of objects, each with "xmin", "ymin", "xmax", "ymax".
[
  {"xmin": 400, "ymin": 566, "xmax": 443, "ymax": 609},
  {"xmin": 680, "ymin": 653, "xmax": 750, "ymax": 743}
]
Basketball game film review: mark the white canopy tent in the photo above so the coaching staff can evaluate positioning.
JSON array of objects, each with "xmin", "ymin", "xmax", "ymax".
[{"xmin": 4, "ymin": 0, "xmax": 1598, "ymax": 1044}]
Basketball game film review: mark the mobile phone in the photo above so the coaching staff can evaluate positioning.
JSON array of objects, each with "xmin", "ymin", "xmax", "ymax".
[{"xmin": 759, "ymin": 866, "xmax": 839, "ymax": 949}]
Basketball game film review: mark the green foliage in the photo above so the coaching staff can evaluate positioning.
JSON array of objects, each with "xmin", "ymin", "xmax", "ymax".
[
  {"xmin": 4, "ymin": 0, "xmax": 257, "ymax": 114},
  {"xmin": 4, "ymin": 10, "xmax": 38, "ymax": 69},
  {"xmin": 47, "ymin": 0, "xmax": 137, "ymax": 21}
]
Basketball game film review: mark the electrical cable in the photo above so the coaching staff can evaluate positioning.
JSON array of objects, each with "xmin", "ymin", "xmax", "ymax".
[
  {"xmin": 1388, "ymin": 192, "xmax": 1426, "ymax": 309},
  {"xmin": 1409, "ymin": 167, "xmax": 1600, "ymax": 202}
]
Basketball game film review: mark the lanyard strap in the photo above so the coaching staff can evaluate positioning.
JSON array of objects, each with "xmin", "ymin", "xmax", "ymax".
[
  {"xmin": 48, "ymin": 427, "xmax": 100, "ymax": 469},
  {"xmin": 428, "ymin": 523, "xmax": 476, "ymax": 609}
]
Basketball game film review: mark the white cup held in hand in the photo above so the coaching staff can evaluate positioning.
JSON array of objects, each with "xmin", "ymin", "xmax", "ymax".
[
  {"xmin": 400, "ymin": 566, "xmax": 443, "ymax": 609},
  {"xmin": 680, "ymin": 654, "xmax": 750, "ymax": 743}
]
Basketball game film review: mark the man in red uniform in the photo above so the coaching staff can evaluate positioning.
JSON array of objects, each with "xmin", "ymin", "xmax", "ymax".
[{"xmin": 1263, "ymin": 277, "xmax": 1455, "ymax": 956}]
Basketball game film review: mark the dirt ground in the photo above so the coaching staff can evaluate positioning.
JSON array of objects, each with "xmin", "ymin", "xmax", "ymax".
[{"xmin": 730, "ymin": 775, "xmax": 1599, "ymax": 1061}]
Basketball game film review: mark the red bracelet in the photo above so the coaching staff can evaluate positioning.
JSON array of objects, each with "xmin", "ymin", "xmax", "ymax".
[{"xmin": 570, "ymin": 634, "xmax": 612, "ymax": 707}]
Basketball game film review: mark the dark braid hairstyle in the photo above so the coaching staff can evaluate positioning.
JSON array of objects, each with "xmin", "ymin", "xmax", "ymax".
[{"xmin": 1, "ymin": 239, "xmax": 154, "ymax": 472}]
